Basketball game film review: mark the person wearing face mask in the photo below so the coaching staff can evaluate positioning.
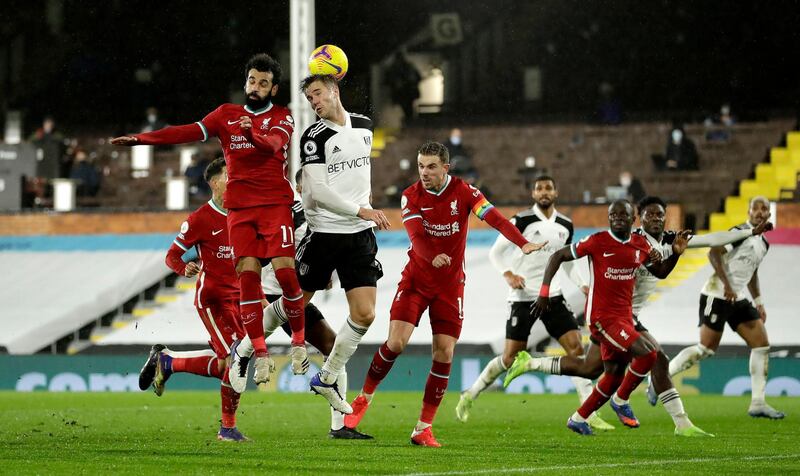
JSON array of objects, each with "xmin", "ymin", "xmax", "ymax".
[
  {"xmin": 618, "ymin": 170, "xmax": 647, "ymax": 203},
  {"xmin": 140, "ymin": 107, "xmax": 168, "ymax": 133},
  {"xmin": 444, "ymin": 128, "xmax": 476, "ymax": 178},
  {"xmin": 665, "ymin": 126, "xmax": 699, "ymax": 171}
]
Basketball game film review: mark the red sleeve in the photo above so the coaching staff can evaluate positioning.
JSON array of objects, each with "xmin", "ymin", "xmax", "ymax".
[
  {"xmin": 400, "ymin": 191, "xmax": 437, "ymax": 263},
  {"xmin": 134, "ymin": 123, "xmax": 206, "ymax": 145},
  {"xmin": 165, "ymin": 242, "xmax": 187, "ymax": 276},
  {"xmin": 572, "ymin": 234, "xmax": 598, "ymax": 259},
  {"xmin": 241, "ymin": 108, "xmax": 294, "ymax": 156},
  {"xmin": 483, "ymin": 207, "xmax": 529, "ymax": 248}
]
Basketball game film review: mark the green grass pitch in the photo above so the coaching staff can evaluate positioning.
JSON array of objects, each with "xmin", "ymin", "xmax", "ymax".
[{"xmin": 1, "ymin": 391, "xmax": 796, "ymax": 474}]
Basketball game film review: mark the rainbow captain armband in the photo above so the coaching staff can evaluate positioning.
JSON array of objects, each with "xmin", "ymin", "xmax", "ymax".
[
  {"xmin": 471, "ymin": 198, "xmax": 494, "ymax": 219},
  {"xmin": 539, "ymin": 284, "xmax": 550, "ymax": 298}
]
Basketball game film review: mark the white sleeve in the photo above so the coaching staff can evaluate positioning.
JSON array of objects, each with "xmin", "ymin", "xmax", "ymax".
[
  {"xmin": 489, "ymin": 232, "xmax": 515, "ymax": 274},
  {"xmin": 303, "ymin": 164, "xmax": 360, "ymax": 216},
  {"xmin": 562, "ymin": 260, "xmax": 588, "ymax": 288},
  {"xmin": 688, "ymin": 228, "xmax": 752, "ymax": 249}
]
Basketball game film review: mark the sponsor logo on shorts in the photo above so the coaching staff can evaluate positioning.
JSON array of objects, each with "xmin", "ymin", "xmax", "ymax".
[{"xmin": 298, "ymin": 263, "xmax": 309, "ymax": 276}]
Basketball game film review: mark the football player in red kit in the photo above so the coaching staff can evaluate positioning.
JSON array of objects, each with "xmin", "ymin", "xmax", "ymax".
[
  {"xmin": 138, "ymin": 158, "xmax": 247, "ymax": 441},
  {"xmin": 533, "ymin": 199, "xmax": 665, "ymax": 436},
  {"xmin": 112, "ymin": 54, "xmax": 307, "ymax": 384},
  {"xmin": 343, "ymin": 141, "xmax": 545, "ymax": 447}
]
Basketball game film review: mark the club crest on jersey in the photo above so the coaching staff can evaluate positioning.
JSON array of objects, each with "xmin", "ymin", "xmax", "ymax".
[
  {"xmin": 260, "ymin": 117, "xmax": 271, "ymax": 130},
  {"xmin": 180, "ymin": 221, "xmax": 189, "ymax": 234},
  {"xmin": 559, "ymin": 231, "xmax": 567, "ymax": 240},
  {"xmin": 400, "ymin": 195, "xmax": 408, "ymax": 209},
  {"xmin": 450, "ymin": 199, "xmax": 458, "ymax": 215}
]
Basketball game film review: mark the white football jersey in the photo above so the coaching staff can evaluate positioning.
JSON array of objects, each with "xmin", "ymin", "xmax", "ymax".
[
  {"xmin": 701, "ymin": 222, "xmax": 768, "ymax": 300},
  {"xmin": 299, "ymin": 113, "xmax": 374, "ymax": 234},
  {"xmin": 490, "ymin": 205, "xmax": 575, "ymax": 301}
]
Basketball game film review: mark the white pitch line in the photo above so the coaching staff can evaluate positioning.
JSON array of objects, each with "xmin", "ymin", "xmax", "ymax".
[{"xmin": 395, "ymin": 453, "xmax": 800, "ymax": 476}]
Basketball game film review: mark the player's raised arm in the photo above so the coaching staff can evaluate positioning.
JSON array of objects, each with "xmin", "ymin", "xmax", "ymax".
[
  {"xmin": 532, "ymin": 246, "xmax": 575, "ymax": 316},
  {"xmin": 111, "ymin": 122, "xmax": 207, "ymax": 146},
  {"xmin": 472, "ymin": 197, "xmax": 546, "ymax": 254},
  {"xmin": 238, "ymin": 113, "xmax": 292, "ymax": 155},
  {"xmin": 647, "ymin": 230, "xmax": 691, "ymax": 279},
  {"xmin": 302, "ymin": 165, "xmax": 390, "ymax": 229}
]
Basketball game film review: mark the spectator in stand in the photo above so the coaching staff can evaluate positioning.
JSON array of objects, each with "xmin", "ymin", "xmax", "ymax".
[
  {"xmin": 29, "ymin": 116, "xmax": 67, "ymax": 179},
  {"xmin": 185, "ymin": 154, "xmax": 212, "ymax": 199},
  {"xmin": 69, "ymin": 149, "xmax": 101, "ymax": 197},
  {"xmin": 444, "ymin": 128, "xmax": 477, "ymax": 178},
  {"xmin": 140, "ymin": 107, "xmax": 168, "ymax": 133},
  {"xmin": 704, "ymin": 103, "xmax": 736, "ymax": 142},
  {"xmin": 664, "ymin": 126, "xmax": 699, "ymax": 171},
  {"xmin": 618, "ymin": 170, "xmax": 646, "ymax": 203}
]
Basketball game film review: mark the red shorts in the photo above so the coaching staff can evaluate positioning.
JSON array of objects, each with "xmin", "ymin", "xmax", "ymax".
[
  {"xmin": 589, "ymin": 316, "xmax": 641, "ymax": 363},
  {"xmin": 227, "ymin": 205, "xmax": 295, "ymax": 261},
  {"xmin": 389, "ymin": 280, "xmax": 465, "ymax": 339},
  {"xmin": 196, "ymin": 299, "xmax": 245, "ymax": 359}
]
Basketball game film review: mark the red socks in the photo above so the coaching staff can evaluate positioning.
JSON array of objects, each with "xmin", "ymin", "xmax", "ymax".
[
  {"xmin": 577, "ymin": 372, "xmax": 624, "ymax": 419},
  {"xmin": 220, "ymin": 370, "xmax": 240, "ymax": 428},
  {"xmin": 616, "ymin": 350, "xmax": 658, "ymax": 401},
  {"xmin": 274, "ymin": 267, "xmax": 305, "ymax": 346},
  {"xmin": 363, "ymin": 342, "xmax": 401, "ymax": 394},
  {"xmin": 172, "ymin": 355, "xmax": 224, "ymax": 378},
  {"xmin": 239, "ymin": 270, "xmax": 267, "ymax": 356},
  {"xmin": 420, "ymin": 360, "xmax": 451, "ymax": 425}
]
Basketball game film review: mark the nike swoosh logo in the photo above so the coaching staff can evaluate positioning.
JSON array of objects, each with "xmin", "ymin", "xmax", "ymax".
[
  {"xmin": 603, "ymin": 252, "xmax": 615, "ymax": 257},
  {"xmin": 227, "ymin": 119, "xmax": 242, "ymax": 125},
  {"xmin": 212, "ymin": 230, "xmax": 223, "ymax": 236},
  {"xmin": 421, "ymin": 207, "xmax": 434, "ymax": 211}
]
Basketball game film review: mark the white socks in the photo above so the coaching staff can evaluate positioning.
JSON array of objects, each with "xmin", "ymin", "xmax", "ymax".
[
  {"xmin": 321, "ymin": 317, "xmax": 368, "ymax": 384},
  {"xmin": 749, "ymin": 346, "xmax": 770, "ymax": 405},
  {"xmin": 659, "ymin": 388, "xmax": 692, "ymax": 429},
  {"xmin": 572, "ymin": 377, "xmax": 594, "ymax": 404},
  {"xmin": 330, "ymin": 370, "xmax": 347, "ymax": 430},
  {"xmin": 669, "ymin": 343, "xmax": 714, "ymax": 377},
  {"xmin": 532, "ymin": 356, "xmax": 561, "ymax": 374},
  {"xmin": 466, "ymin": 356, "xmax": 507, "ymax": 399}
]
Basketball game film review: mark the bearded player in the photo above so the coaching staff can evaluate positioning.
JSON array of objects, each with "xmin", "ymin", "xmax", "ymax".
[
  {"xmin": 342, "ymin": 141, "xmax": 545, "ymax": 447},
  {"xmin": 112, "ymin": 54, "xmax": 308, "ymax": 385}
]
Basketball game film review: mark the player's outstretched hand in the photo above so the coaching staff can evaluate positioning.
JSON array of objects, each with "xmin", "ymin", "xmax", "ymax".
[
  {"xmin": 752, "ymin": 221, "xmax": 773, "ymax": 235},
  {"xmin": 358, "ymin": 207, "xmax": 391, "ymax": 230},
  {"xmin": 503, "ymin": 271, "xmax": 525, "ymax": 289},
  {"xmin": 531, "ymin": 296, "xmax": 550, "ymax": 318},
  {"xmin": 723, "ymin": 285, "xmax": 737, "ymax": 303},
  {"xmin": 521, "ymin": 241, "xmax": 547, "ymax": 255},
  {"xmin": 671, "ymin": 229, "xmax": 693, "ymax": 256},
  {"xmin": 432, "ymin": 253, "xmax": 451, "ymax": 268},
  {"xmin": 110, "ymin": 136, "xmax": 138, "ymax": 146},
  {"xmin": 184, "ymin": 262, "xmax": 201, "ymax": 277}
]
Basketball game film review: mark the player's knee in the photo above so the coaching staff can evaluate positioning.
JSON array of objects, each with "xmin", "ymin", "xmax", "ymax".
[
  {"xmin": 386, "ymin": 336, "xmax": 407, "ymax": 354},
  {"xmin": 350, "ymin": 308, "xmax": 375, "ymax": 327},
  {"xmin": 433, "ymin": 347, "xmax": 454, "ymax": 363},
  {"xmin": 583, "ymin": 363, "xmax": 603, "ymax": 380}
]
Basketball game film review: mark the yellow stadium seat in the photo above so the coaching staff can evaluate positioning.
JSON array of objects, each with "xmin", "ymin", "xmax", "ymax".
[
  {"xmin": 373, "ymin": 128, "xmax": 386, "ymax": 150},
  {"xmin": 774, "ymin": 164, "xmax": 798, "ymax": 189},
  {"xmin": 755, "ymin": 163, "xmax": 776, "ymax": 182},
  {"xmin": 739, "ymin": 180, "xmax": 760, "ymax": 198},
  {"xmin": 725, "ymin": 196, "xmax": 748, "ymax": 216},
  {"xmin": 790, "ymin": 149, "xmax": 800, "ymax": 168},
  {"xmin": 788, "ymin": 131, "xmax": 800, "ymax": 150},
  {"xmin": 770, "ymin": 147, "xmax": 790, "ymax": 166},
  {"xmin": 709, "ymin": 213, "xmax": 731, "ymax": 232}
]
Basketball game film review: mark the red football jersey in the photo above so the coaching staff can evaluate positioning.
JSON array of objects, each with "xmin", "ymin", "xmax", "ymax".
[
  {"xmin": 399, "ymin": 175, "xmax": 494, "ymax": 294},
  {"xmin": 172, "ymin": 199, "xmax": 239, "ymax": 307},
  {"xmin": 571, "ymin": 230, "xmax": 652, "ymax": 323},
  {"xmin": 199, "ymin": 103, "xmax": 295, "ymax": 209}
]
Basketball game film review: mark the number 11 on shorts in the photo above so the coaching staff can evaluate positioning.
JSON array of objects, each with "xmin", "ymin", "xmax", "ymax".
[{"xmin": 281, "ymin": 225, "xmax": 294, "ymax": 248}]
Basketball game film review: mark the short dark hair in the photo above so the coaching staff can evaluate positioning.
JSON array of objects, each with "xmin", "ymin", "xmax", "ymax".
[
  {"xmin": 534, "ymin": 174, "xmax": 556, "ymax": 189},
  {"xmin": 300, "ymin": 74, "xmax": 338, "ymax": 93},
  {"xmin": 245, "ymin": 53, "xmax": 282, "ymax": 85},
  {"xmin": 204, "ymin": 157, "xmax": 226, "ymax": 182},
  {"xmin": 295, "ymin": 168, "xmax": 303, "ymax": 184},
  {"xmin": 417, "ymin": 141, "xmax": 450, "ymax": 164},
  {"xmin": 637, "ymin": 196, "xmax": 667, "ymax": 216}
]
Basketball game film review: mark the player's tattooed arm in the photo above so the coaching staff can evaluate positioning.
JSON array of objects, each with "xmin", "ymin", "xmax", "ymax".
[{"xmin": 532, "ymin": 246, "xmax": 574, "ymax": 317}]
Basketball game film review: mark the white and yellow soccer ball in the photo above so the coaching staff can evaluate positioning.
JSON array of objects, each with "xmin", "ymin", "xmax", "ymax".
[{"xmin": 308, "ymin": 44, "xmax": 349, "ymax": 80}]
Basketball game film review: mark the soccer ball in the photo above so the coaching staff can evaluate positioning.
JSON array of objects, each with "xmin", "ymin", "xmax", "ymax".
[{"xmin": 308, "ymin": 44, "xmax": 349, "ymax": 81}]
